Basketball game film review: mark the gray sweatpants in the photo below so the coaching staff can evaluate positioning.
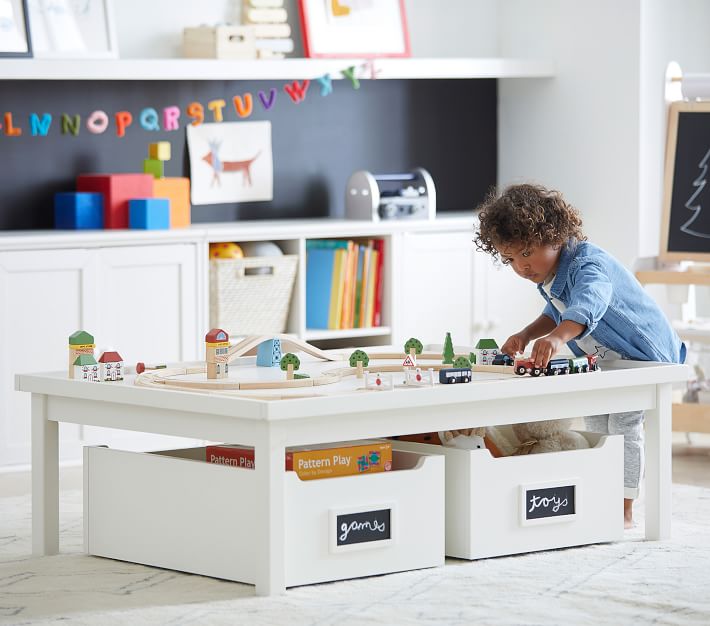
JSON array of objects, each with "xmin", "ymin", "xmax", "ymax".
[{"xmin": 584, "ymin": 411, "xmax": 644, "ymax": 499}]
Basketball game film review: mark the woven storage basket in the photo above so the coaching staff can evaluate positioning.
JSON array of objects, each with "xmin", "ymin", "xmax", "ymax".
[{"xmin": 209, "ymin": 255, "xmax": 298, "ymax": 336}]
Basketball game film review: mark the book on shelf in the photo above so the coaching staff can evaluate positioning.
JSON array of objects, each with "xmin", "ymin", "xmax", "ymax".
[
  {"xmin": 354, "ymin": 243, "xmax": 365, "ymax": 328},
  {"xmin": 373, "ymin": 238, "xmax": 385, "ymax": 327},
  {"xmin": 206, "ymin": 440, "xmax": 393, "ymax": 480},
  {"xmin": 305, "ymin": 246, "xmax": 336, "ymax": 329},
  {"xmin": 305, "ymin": 238, "xmax": 385, "ymax": 331}
]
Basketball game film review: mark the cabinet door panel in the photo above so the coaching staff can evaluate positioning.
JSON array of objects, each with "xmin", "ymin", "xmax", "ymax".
[
  {"xmin": 0, "ymin": 250, "xmax": 97, "ymax": 467},
  {"xmin": 95, "ymin": 244, "xmax": 198, "ymax": 364},
  {"xmin": 395, "ymin": 232, "xmax": 474, "ymax": 348},
  {"xmin": 85, "ymin": 244, "xmax": 200, "ymax": 451}
]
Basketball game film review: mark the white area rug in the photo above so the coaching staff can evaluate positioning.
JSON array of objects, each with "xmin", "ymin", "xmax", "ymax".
[{"xmin": 1, "ymin": 485, "xmax": 709, "ymax": 625}]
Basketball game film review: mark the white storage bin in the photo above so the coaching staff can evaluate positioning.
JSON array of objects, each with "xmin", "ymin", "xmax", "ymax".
[
  {"xmin": 393, "ymin": 432, "xmax": 623, "ymax": 559},
  {"xmin": 84, "ymin": 445, "xmax": 444, "ymax": 587}
]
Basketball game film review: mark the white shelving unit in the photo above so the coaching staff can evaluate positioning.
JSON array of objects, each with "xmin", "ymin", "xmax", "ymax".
[{"xmin": 0, "ymin": 57, "xmax": 555, "ymax": 81}]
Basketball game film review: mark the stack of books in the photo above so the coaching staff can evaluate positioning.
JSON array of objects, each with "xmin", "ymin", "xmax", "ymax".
[
  {"xmin": 206, "ymin": 440, "xmax": 393, "ymax": 480},
  {"xmin": 242, "ymin": 0, "xmax": 294, "ymax": 59},
  {"xmin": 305, "ymin": 239, "xmax": 385, "ymax": 330}
]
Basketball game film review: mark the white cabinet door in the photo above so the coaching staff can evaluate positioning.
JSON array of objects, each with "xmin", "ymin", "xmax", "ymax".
[
  {"xmin": 471, "ymin": 251, "xmax": 543, "ymax": 349},
  {"xmin": 0, "ymin": 249, "xmax": 98, "ymax": 467},
  {"xmin": 94, "ymin": 244, "xmax": 199, "ymax": 365},
  {"xmin": 394, "ymin": 231, "xmax": 474, "ymax": 348},
  {"xmin": 83, "ymin": 243, "xmax": 201, "ymax": 451}
]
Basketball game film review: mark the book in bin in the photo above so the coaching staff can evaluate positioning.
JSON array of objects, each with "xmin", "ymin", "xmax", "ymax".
[{"xmin": 206, "ymin": 440, "xmax": 392, "ymax": 480}]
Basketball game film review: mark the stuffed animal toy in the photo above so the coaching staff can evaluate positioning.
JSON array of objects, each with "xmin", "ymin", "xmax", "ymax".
[{"xmin": 510, "ymin": 418, "xmax": 589, "ymax": 455}]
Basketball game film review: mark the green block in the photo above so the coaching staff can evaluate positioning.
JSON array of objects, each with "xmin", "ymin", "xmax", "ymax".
[{"xmin": 143, "ymin": 158, "xmax": 164, "ymax": 179}]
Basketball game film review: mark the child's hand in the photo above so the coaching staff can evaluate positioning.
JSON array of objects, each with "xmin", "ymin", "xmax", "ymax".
[
  {"xmin": 501, "ymin": 333, "xmax": 528, "ymax": 356},
  {"xmin": 530, "ymin": 334, "xmax": 565, "ymax": 367}
]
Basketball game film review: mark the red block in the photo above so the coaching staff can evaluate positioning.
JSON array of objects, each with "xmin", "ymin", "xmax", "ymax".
[{"xmin": 77, "ymin": 174, "xmax": 154, "ymax": 229}]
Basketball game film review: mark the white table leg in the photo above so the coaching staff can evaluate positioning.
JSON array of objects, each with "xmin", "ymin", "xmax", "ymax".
[
  {"xmin": 252, "ymin": 425, "xmax": 286, "ymax": 596},
  {"xmin": 31, "ymin": 393, "xmax": 59, "ymax": 555},
  {"xmin": 645, "ymin": 383, "xmax": 672, "ymax": 540}
]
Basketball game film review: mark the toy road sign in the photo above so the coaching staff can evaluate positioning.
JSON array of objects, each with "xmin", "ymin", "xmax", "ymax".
[{"xmin": 402, "ymin": 355, "xmax": 416, "ymax": 367}]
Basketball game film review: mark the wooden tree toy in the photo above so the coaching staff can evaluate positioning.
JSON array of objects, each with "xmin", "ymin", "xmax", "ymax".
[
  {"xmin": 349, "ymin": 349, "xmax": 370, "ymax": 378},
  {"xmin": 442, "ymin": 332, "xmax": 455, "ymax": 365},
  {"xmin": 453, "ymin": 356, "xmax": 472, "ymax": 369},
  {"xmin": 280, "ymin": 352, "xmax": 300, "ymax": 380},
  {"xmin": 404, "ymin": 337, "xmax": 423, "ymax": 360},
  {"xmin": 205, "ymin": 328, "xmax": 230, "ymax": 379},
  {"xmin": 68, "ymin": 330, "xmax": 95, "ymax": 379}
]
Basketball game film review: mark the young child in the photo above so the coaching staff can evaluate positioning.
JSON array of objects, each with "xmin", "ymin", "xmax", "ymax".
[{"xmin": 474, "ymin": 183, "xmax": 685, "ymax": 528}]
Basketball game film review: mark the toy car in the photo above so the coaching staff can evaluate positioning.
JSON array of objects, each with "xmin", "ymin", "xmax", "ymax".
[
  {"xmin": 491, "ymin": 354, "xmax": 514, "ymax": 366},
  {"xmin": 439, "ymin": 367, "xmax": 472, "ymax": 384}
]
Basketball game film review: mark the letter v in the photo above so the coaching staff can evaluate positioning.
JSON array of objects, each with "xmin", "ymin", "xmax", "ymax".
[{"xmin": 258, "ymin": 88, "xmax": 277, "ymax": 110}]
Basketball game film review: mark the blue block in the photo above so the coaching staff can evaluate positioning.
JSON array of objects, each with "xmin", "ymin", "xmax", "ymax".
[
  {"xmin": 54, "ymin": 192, "xmax": 103, "ymax": 229},
  {"xmin": 257, "ymin": 338, "xmax": 282, "ymax": 367},
  {"xmin": 129, "ymin": 198, "xmax": 170, "ymax": 229}
]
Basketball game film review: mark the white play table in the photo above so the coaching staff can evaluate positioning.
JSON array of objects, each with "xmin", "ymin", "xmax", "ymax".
[{"xmin": 16, "ymin": 358, "xmax": 689, "ymax": 596}]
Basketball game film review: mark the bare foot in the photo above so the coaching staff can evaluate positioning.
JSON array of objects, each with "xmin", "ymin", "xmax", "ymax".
[{"xmin": 624, "ymin": 498, "xmax": 634, "ymax": 529}]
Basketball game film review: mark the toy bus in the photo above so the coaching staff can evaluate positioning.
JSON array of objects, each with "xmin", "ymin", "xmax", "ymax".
[
  {"xmin": 439, "ymin": 367, "xmax": 472, "ymax": 384},
  {"xmin": 514, "ymin": 354, "xmax": 600, "ymax": 377}
]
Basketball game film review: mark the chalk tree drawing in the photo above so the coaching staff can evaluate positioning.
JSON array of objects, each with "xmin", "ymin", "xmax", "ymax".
[{"xmin": 681, "ymin": 147, "xmax": 710, "ymax": 238}]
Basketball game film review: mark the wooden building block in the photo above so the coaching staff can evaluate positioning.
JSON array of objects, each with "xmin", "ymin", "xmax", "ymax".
[
  {"xmin": 153, "ymin": 177, "xmax": 191, "ymax": 228},
  {"xmin": 143, "ymin": 158, "xmax": 164, "ymax": 179},
  {"xmin": 129, "ymin": 198, "xmax": 170, "ymax": 230},
  {"xmin": 54, "ymin": 192, "xmax": 103, "ymax": 229},
  {"xmin": 149, "ymin": 141, "xmax": 171, "ymax": 161},
  {"xmin": 77, "ymin": 174, "xmax": 154, "ymax": 229}
]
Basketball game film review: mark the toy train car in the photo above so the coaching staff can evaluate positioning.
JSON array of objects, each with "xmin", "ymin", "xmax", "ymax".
[
  {"xmin": 514, "ymin": 355, "xmax": 599, "ymax": 377},
  {"xmin": 439, "ymin": 367, "xmax": 472, "ymax": 384}
]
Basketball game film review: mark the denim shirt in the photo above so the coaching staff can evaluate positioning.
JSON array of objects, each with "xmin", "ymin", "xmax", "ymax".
[{"xmin": 537, "ymin": 240, "xmax": 685, "ymax": 363}]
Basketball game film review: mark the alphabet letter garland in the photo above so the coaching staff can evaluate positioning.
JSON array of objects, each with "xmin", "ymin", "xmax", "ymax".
[{"xmin": 0, "ymin": 62, "xmax": 376, "ymax": 139}]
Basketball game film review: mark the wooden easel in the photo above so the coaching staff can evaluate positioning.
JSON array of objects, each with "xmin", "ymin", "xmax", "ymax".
[{"xmin": 637, "ymin": 99, "xmax": 710, "ymax": 433}]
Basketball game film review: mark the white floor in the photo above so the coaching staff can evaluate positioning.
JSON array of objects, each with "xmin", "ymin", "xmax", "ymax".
[{"xmin": 1, "ymin": 435, "xmax": 709, "ymax": 625}]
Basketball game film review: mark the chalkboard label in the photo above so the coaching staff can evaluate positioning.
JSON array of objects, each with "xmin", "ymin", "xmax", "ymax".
[
  {"xmin": 521, "ymin": 482, "xmax": 577, "ymax": 525},
  {"xmin": 663, "ymin": 101, "xmax": 710, "ymax": 260},
  {"xmin": 335, "ymin": 508, "xmax": 392, "ymax": 548}
]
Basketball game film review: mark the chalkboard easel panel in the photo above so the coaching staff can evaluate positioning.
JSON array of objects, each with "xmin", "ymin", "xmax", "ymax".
[{"xmin": 661, "ymin": 100, "xmax": 710, "ymax": 262}]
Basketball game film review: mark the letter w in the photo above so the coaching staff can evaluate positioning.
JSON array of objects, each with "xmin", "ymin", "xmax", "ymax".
[{"xmin": 284, "ymin": 80, "xmax": 310, "ymax": 103}]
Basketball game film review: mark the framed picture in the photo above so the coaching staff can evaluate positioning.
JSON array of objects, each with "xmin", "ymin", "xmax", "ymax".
[
  {"xmin": 298, "ymin": 0, "xmax": 410, "ymax": 58},
  {"xmin": 27, "ymin": 0, "xmax": 118, "ymax": 58},
  {"xmin": 0, "ymin": 0, "xmax": 33, "ymax": 57}
]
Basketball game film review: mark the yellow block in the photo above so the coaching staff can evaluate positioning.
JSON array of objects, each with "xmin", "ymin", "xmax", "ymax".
[
  {"xmin": 153, "ymin": 177, "xmax": 191, "ymax": 228},
  {"xmin": 149, "ymin": 141, "xmax": 171, "ymax": 161}
]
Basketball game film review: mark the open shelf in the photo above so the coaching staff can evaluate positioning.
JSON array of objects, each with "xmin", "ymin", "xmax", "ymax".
[
  {"xmin": 304, "ymin": 326, "xmax": 391, "ymax": 342},
  {"xmin": 0, "ymin": 57, "xmax": 555, "ymax": 81}
]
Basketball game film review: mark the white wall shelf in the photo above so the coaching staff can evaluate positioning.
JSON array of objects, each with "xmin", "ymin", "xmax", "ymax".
[
  {"xmin": 304, "ymin": 326, "xmax": 392, "ymax": 342},
  {"xmin": 0, "ymin": 57, "xmax": 554, "ymax": 81}
]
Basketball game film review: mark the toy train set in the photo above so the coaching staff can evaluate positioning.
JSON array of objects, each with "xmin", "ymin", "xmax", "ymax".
[{"xmin": 513, "ymin": 355, "xmax": 599, "ymax": 377}]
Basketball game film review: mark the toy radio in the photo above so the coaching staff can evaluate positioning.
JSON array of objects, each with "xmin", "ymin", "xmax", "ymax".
[{"xmin": 345, "ymin": 167, "xmax": 436, "ymax": 221}]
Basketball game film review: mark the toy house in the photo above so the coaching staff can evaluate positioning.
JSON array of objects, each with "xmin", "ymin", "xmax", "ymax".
[
  {"xmin": 205, "ymin": 328, "xmax": 230, "ymax": 379},
  {"xmin": 472, "ymin": 338, "xmax": 499, "ymax": 366},
  {"xmin": 98, "ymin": 351, "xmax": 124, "ymax": 381},
  {"xmin": 68, "ymin": 330, "xmax": 95, "ymax": 378},
  {"xmin": 73, "ymin": 354, "xmax": 99, "ymax": 382}
]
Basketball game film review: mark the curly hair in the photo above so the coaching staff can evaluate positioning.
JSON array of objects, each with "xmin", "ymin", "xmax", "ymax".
[{"xmin": 474, "ymin": 183, "xmax": 585, "ymax": 262}]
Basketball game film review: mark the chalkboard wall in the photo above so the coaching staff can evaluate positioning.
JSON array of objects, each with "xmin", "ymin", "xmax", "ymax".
[
  {"xmin": 665, "ymin": 105, "xmax": 710, "ymax": 257},
  {"xmin": 0, "ymin": 78, "xmax": 496, "ymax": 230}
]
